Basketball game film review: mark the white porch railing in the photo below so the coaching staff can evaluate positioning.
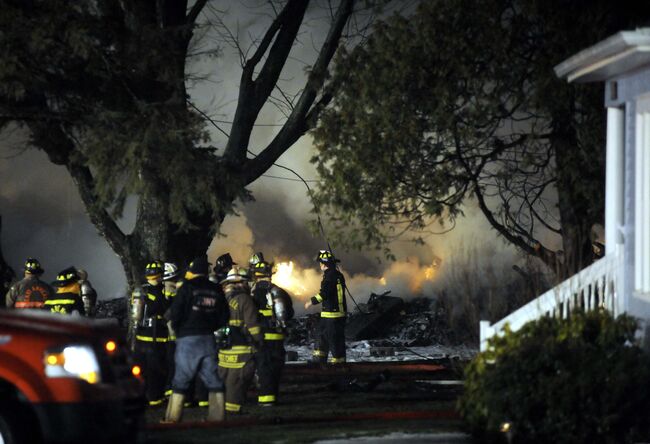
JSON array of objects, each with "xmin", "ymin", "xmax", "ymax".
[{"xmin": 479, "ymin": 251, "xmax": 622, "ymax": 351}]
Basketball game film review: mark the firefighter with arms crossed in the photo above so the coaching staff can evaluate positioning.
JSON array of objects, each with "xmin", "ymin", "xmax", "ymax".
[
  {"xmin": 250, "ymin": 259, "xmax": 294, "ymax": 406},
  {"xmin": 304, "ymin": 250, "xmax": 347, "ymax": 364},
  {"xmin": 165, "ymin": 256, "xmax": 229, "ymax": 423}
]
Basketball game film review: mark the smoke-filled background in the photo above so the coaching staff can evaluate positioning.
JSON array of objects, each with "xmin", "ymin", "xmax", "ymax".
[{"xmin": 0, "ymin": 2, "xmax": 523, "ymax": 314}]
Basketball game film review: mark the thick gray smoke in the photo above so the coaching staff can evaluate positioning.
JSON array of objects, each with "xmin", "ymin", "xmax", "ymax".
[{"xmin": 0, "ymin": 2, "xmax": 521, "ymax": 304}]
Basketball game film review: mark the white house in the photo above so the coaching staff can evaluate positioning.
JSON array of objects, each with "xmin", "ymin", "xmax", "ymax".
[{"xmin": 480, "ymin": 29, "xmax": 650, "ymax": 351}]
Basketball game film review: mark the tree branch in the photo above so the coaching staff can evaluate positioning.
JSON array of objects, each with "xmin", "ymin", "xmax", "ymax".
[
  {"xmin": 186, "ymin": 0, "xmax": 207, "ymax": 25},
  {"xmin": 243, "ymin": 0, "xmax": 355, "ymax": 184},
  {"xmin": 224, "ymin": 0, "xmax": 309, "ymax": 163}
]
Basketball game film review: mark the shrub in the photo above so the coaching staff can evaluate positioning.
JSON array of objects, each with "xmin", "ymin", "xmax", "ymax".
[{"xmin": 458, "ymin": 311, "xmax": 650, "ymax": 443}]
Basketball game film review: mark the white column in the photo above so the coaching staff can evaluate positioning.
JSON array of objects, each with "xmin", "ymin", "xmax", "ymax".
[{"xmin": 605, "ymin": 107, "xmax": 625, "ymax": 251}]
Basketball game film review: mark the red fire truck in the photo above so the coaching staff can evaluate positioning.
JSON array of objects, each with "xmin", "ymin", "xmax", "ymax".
[{"xmin": 0, "ymin": 309, "xmax": 145, "ymax": 443}]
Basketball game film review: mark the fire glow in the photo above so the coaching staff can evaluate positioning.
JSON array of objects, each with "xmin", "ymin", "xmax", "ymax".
[{"xmin": 270, "ymin": 257, "xmax": 442, "ymax": 304}]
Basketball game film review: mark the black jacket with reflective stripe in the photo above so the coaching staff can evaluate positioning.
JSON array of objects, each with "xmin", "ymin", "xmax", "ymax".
[
  {"xmin": 311, "ymin": 267, "xmax": 346, "ymax": 315},
  {"xmin": 136, "ymin": 283, "xmax": 168, "ymax": 340},
  {"xmin": 44, "ymin": 291, "xmax": 85, "ymax": 315}
]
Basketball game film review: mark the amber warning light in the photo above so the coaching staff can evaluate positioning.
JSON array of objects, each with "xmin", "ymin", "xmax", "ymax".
[
  {"xmin": 105, "ymin": 340, "xmax": 117, "ymax": 353},
  {"xmin": 132, "ymin": 365, "xmax": 142, "ymax": 377}
]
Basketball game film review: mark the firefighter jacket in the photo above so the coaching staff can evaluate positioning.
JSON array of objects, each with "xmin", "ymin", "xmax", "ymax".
[
  {"xmin": 310, "ymin": 267, "xmax": 346, "ymax": 318},
  {"xmin": 44, "ymin": 284, "xmax": 85, "ymax": 315},
  {"xmin": 135, "ymin": 282, "xmax": 169, "ymax": 343},
  {"xmin": 6, "ymin": 275, "xmax": 53, "ymax": 309},
  {"xmin": 218, "ymin": 289, "xmax": 262, "ymax": 370},
  {"xmin": 251, "ymin": 279, "xmax": 286, "ymax": 342},
  {"xmin": 170, "ymin": 275, "xmax": 228, "ymax": 338}
]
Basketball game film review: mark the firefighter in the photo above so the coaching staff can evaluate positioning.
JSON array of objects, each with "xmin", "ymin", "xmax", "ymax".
[
  {"xmin": 162, "ymin": 262, "xmax": 180, "ymax": 399},
  {"xmin": 304, "ymin": 250, "xmax": 347, "ymax": 364},
  {"xmin": 132, "ymin": 260, "xmax": 170, "ymax": 407},
  {"xmin": 211, "ymin": 252, "xmax": 236, "ymax": 284},
  {"xmin": 76, "ymin": 269, "xmax": 98, "ymax": 316},
  {"xmin": 218, "ymin": 266, "xmax": 262, "ymax": 415},
  {"xmin": 5, "ymin": 258, "xmax": 53, "ymax": 309},
  {"xmin": 165, "ymin": 256, "xmax": 229, "ymax": 423},
  {"xmin": 45, "ymin": 267, "xmax": 85, "ymax": 315},
  {"xmin": 251, "ymin": 260, "xmax": 294, "ymax": 406}
]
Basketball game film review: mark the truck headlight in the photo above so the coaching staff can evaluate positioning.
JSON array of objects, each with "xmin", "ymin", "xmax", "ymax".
[{"xmin": 44, "ymin": 345, "xmax": 101, "ymax": 384}]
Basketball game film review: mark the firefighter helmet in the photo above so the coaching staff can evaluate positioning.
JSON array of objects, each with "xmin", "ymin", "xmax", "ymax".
[
  {"xmin": 220, "ymin": 266, "xmax": 250, "ymax": 285},
  {"xmin": 144, "ymin": 261, "xmax": 163, "ymax": 277},
  {"xmin": 214, "ymin": 253, "xmax": 236, "ymax": 273},
  {"xmin": 53, "ymin": 267, "xmax": 79, "ymax": 287},
  {"xmin": 252, "ymin": 260, "xmax": 273, "ymax": 278},
  {"xmin": 163, "ymin": 262, "xmax": 179, "ymax": 281},
  {"xmin": 316, "ymin": 250, "xmax": 339, "ymax": 264},
  {"xmin": 24, "ymin": 258, "xmax": 44, "ymax": 275},
  {"xmin": 248, "ymin": 252, "xmax": 265, "ymax": 266}
]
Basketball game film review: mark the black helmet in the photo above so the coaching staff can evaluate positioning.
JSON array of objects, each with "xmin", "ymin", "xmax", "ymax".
[
  {"xmin": 214, "ymin": 253, "xmax": 236, "ymax": 273},
  {"xmin": 54, "ymin": 266, "xmax": 79, "ymax": 287},
  {"xmin": 248, "ymin": 252, "xmax": 265, "ymax": 266},
  {"xmin": 252, "ymin": 260, "xmax": 273, "ymax": 278},
  {"xmin": 187, "ymin": 255, "xmax": 209, "ymax": 275},
  {"xmin": 316, "ymin": 249, "xmax": 339, "ymax": 264},
  {"xmin": 144, "ymin": 260, "xmax": 163, "ymax": 277},
  {"xmin": 24, "ymin": 258, "xmax": 44, "ymax": 275}
]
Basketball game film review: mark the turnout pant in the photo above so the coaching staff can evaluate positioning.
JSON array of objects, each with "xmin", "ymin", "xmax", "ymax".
[
  {"xmin": 134, "ymin": 340, "xmax": 168, "ymax": 405},
  {"xmin": 255, "ymin": 340, "xmax": 285, "ymax": 404},
  {"xmin": 313, "ymin": 317, "xmax": 346, "ymax": 363},
  {"xmin": 218, "ymin": 346, "xmax": 255, "ymax": 414}
]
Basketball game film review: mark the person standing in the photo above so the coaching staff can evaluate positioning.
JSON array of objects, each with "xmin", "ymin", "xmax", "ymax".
[
  {"xmin": 132, "ymin": 261, "xmax": 170, "ymax": 407},
  {"xmin": 77, "ymin": 269, "xmax": 98, "ymax": 316},
  {"xmin": 162, "ymin": 262, "xmax": 180, "ymax": 399},
  {"xmin": 5, "ymin": 258, "xmax": 53, "ymax": 309},
  {"xmin": 45, "ymin": 267, "xmax": 85, "ymax": 315},
  {"xmin": 165, "ymin": 256, "xmax": 229, "ymax": 423},
  {"xmin": 218, "ymin": 266, "xmax": 262, "ymax": 415},
  {"xmin": 304, "ymin": 250, "xmax": 347, "ymax": 364},
  {"xmin": 211, "ymin": 253, "xmax": 236, "ymax": 284},
  {"xmin": 250, "ymin": 260, "xmax": 294, "ymax": 406}
]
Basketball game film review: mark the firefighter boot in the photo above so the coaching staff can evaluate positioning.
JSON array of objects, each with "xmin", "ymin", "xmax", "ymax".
[
  {"xmin": 207, "ymin": 391, "xmax": 225, "ymax": 422},
  {"xmin": 162, "ymin": 393, "xmax": 185, "ymax": 423}
]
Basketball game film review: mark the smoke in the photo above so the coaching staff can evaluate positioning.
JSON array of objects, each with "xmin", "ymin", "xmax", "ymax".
[{"xmin": 0, "ymin": 3, "xmax": 521, "ymax": 304}]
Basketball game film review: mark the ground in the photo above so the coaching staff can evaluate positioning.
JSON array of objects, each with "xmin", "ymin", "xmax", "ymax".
[{"xmin": 144, "ymin": 359, "xmax": 471, "ymax": 444}]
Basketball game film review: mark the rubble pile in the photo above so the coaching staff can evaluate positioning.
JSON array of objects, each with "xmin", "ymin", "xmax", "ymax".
[
  {"xmin": 285, "ymin": 292, "xmax": 459, "ymax": 348},
  {"xmin": 96, "ymin": 297, "xmax": 128, "ymax": 327}
]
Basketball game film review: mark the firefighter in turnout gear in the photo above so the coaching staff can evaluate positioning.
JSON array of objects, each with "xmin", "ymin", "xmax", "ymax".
[
  {"xmin": 77, "ymin": 269, "xmax": 97, "ymax": 316},
  {"xmin": 165, "ymin": 256, "xmax": 229, "ymax": 423},
  {"xmin": 132, "ymin": 260, "xmax": 170, "ymax": 407},
  {"xmin": 304, "ymin": 250, "xmax": 347, "ymax": 364},
  {"xmin": 5, "ymin": 258, "xmax": 53, "ymax": 309},
  {"xmin": 218, "ymin": 266, "xmax": 262, "ymax": 415},
  {"xmin": 251, "ymin": 260, "xmax": 294, "ymax": 406},
  {"xmin": 211, "ymin": 252, "xmax": 236, "ymax": 284},
  {"xmin": 162, "ymin": 262, "xmax": 180, "ymax": 399},
  {"xmin": 45, "ymin": 267, "xmax": 85, "ymax": 315}
]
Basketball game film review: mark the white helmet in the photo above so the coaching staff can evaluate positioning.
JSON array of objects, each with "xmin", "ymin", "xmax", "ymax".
[{"xmin": 163, "ymin": 262, "xmax": 179, "ymax": 281}]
